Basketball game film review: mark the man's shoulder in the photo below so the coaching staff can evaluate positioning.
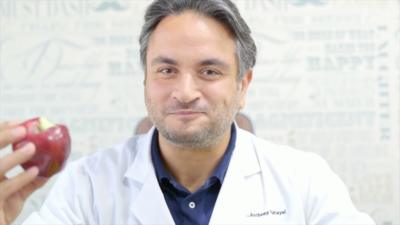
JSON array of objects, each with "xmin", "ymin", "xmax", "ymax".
[
  {"xmin": 256, "ymin": 137, "xmax": 318, "ymax": 159},
  {"xmin": 87, "ymin": 135, "xmax": 145, "ymax": 165},
  {"xmin": 67, "ymin": 134, "xmax": 150, "ymax": 179},
  {"xmin": 241, "ymin": 130, "xmax": 329, "ymax": 174}
]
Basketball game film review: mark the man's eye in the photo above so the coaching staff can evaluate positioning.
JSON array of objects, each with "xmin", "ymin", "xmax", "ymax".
[
  {"xmin": 158, "ymin": 68, "xmax": 175, "ymax": 75},
  {"xmin": 201, "ymin": 69, "xmax": 221, "ymax": 77}
]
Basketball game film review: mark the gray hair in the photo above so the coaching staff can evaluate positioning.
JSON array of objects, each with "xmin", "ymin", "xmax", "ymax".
[{"xmin": 139, "ymin": 0, "xmax": 257, "ymax": 79}]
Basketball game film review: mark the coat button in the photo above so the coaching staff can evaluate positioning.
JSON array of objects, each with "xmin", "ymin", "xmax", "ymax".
[{"xmin": 188, "ymin": 201, "xmax": 196, "ymax": 209}]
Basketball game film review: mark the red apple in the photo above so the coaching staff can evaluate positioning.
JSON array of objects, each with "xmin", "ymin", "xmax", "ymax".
[{"xmin": 12, "ymin": 117, "xmax": 71, "ymax": 177}]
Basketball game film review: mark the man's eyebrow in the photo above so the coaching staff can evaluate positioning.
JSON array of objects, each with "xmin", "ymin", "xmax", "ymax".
[
  {"xmin": 151, "ymin": 56, "xmax": 178, "ymax": 66},
  {"xmin": 199, "ymin": 58, "xmax": 230, "ymax": 69}
]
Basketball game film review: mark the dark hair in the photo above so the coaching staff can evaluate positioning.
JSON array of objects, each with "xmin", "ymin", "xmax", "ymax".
[{"xmin": 139, "ymin": 0, "xmax": 257, "ymax": 79}]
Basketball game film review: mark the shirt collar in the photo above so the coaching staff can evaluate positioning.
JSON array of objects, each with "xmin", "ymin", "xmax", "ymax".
[{"xmin": 151, "ymin": 124, "xmax": 237, "ymax": 185}]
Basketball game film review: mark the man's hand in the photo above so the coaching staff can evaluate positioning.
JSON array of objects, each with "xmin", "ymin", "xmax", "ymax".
[{"xmin": 0, "ymin": 121, "xmax": 47, "ymax": 225}]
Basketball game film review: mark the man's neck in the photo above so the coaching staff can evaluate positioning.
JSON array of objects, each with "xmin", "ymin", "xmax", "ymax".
[{"xmin": 158, "ymin": 129, "xmax": 231, "ymax": 193}]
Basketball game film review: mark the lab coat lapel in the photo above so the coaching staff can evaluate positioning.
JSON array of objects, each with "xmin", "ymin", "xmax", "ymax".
[
  {"xmin": 131, "ymin": 172, "xmax": 174, "ymax": 224},
  {"xmin": 210, "ymin": 128, "xmax": 262, "ymax": 224},
  {"xmin": 126, "ymin": 128, "xmax": 175, "ymax": 225}
]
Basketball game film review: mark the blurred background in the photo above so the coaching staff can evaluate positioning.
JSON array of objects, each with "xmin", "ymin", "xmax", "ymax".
[{"xmin": 0, "ymin": 0, "xmax": 398, "ymax": 224}]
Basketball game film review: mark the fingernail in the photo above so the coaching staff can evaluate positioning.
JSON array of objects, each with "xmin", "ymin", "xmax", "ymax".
[
  {"xmin": 11, "ymin": 126, "xmax": 26, "ymax": 137},
  {"xmin": 21, "ymin": 143, "xmax": 35, "ymax": 153},
  {"xmin": 27, "ymin": 167, "xmax": 39, "ymax": 176}
]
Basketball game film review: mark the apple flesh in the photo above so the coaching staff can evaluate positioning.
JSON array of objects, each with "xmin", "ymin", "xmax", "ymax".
[{"xmin": 12, "ymin": 117, "xmax": 71, "ymax": 177}]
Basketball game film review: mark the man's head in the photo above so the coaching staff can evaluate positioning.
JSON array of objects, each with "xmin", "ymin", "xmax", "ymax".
[
  {"xmin": 139, "ymin": 0, "xmax": 257, "ymax": 79},
  {"xmin": 141, "ymin": 0, "xmax": 256, "ymax": 149}
]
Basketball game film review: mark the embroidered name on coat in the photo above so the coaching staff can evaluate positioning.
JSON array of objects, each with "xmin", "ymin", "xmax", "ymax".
[{"xmin": 248, "ymin": 209, "xmax": 287, "ymax": 217}]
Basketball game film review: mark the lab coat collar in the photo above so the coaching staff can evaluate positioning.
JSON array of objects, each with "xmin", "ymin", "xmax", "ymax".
[
  {"xmin": 210, "ymin": 124, "xmax": 262, "ymax": 224},
  {"xmin": 124, "ymin": 126, "xmax": 175, "ymax": 224},
  {"xmin": 123, "ymin": 124, "xmax": 262, "ymax": 224},
  {"xmin": 230, "ymin": 122, "xmax": 261, "ymax": 177},
  {"xmin": 123, "ymin": 124, "xmax": 260, "ymax": 181},
  {"xmin": 123, "ymin": 126, "xmax": 155, "ymax": 183}
]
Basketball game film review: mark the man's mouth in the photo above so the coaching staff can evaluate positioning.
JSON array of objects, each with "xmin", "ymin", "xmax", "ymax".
[
  {"xmin": 173, "ymin": 110, "xmax": 202, "ymax": 114},
  {"xmin": 168, "ymin": 110, "xmax": 205, "ymax": 118}
]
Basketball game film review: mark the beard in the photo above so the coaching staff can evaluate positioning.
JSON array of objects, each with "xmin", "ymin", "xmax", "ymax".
[{"xmin": 145, "ymin": 94, "xmax": 240, "ymax": 150}]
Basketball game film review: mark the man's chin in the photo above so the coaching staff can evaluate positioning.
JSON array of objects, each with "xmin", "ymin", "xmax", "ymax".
[
  {"xmin": 160, "ymin": 128, "xmax": 210, "ymax": 147},
  {"xmin": 166, "ymin": 129, "xmax": 205, "ymax": 140},
  {"xmin": 166, "ymin": 119, "xmax": 206, "ymax": 131}
]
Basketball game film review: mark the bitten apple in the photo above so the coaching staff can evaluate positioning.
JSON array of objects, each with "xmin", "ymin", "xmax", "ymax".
[{"xmin": 12, "ymin": 117, "xmax": 71, "ymax": 177}]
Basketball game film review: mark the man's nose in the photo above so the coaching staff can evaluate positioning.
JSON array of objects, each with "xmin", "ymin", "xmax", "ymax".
[{"xmin": 172, "ymin": 73, "xmax": 201, "ymax": 104}]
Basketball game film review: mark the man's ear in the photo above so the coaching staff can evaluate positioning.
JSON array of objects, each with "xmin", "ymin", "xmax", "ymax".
[{"xmin": 238, "ymin": 69, "xmax": 253, "ymax": 109}]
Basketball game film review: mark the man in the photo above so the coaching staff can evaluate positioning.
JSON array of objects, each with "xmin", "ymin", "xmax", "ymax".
[{"xmin": 0, "ymin": 0, "xmax": 375, "ymax": 224}]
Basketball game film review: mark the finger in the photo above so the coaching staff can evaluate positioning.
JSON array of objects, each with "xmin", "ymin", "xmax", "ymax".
[
  {"xmin": 19, "ymin": 177, "xmax": 48, "ymax": 201},
  {"xmin": 0, "ymin": 120, "xmax": 22, "ymax": 131},
  {"xmin": 0, "ymin": 143, "xmax": 35, "ymax": 177},
  {"xmin": 0, "ymin": 126, "xmax": 26, "ymax": 149},
  {"xmin": 0, "ymin": 167, "xmax": 39, "ymax": 200}
]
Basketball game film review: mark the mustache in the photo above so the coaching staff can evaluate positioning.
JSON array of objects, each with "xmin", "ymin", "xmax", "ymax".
[{"xmin": 165, "ymin": 102, "xmax": 208, "ymax": 113}]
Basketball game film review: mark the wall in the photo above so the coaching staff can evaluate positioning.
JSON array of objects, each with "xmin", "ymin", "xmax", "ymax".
[{"xmin": 0, "ymin": 0, "xmax": 398, "ymax": 224}]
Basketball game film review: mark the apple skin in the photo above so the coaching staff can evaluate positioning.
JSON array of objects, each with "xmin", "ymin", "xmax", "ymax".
[{"xmin": 12, "ymin": 118, "xmax": 71, "ymax": 178}]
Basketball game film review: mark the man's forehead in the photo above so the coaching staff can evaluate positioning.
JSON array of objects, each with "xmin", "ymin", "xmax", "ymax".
[{"xmin": 150, "ymin": 55, "xmax": 231, "ymax": 69}]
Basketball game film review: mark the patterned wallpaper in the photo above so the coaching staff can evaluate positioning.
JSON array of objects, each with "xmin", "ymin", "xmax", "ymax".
[{"xmin": 0, "ymin": 0, "xmax": 398, "ymax": 224}]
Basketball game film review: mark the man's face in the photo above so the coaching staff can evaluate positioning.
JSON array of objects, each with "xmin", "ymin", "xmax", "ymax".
[{"xmin": 145, "ymin": 11, "xmax": 251, "ymax": 149}]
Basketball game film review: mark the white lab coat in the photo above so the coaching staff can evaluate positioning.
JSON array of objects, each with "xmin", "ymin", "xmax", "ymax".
[{"xmin": 23, "ymin": 126, "xmax": 375, "ymax": 225}]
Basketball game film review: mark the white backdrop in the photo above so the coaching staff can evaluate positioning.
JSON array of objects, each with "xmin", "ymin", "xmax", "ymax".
[{"xmin": 0, "ymin": 0, "xmax": 399, "ymax": 224}]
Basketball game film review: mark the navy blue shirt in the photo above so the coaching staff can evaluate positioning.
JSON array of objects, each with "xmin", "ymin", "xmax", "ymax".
[{"xmin": 151, "ymin": 124, "xmax": 237, "ymax": 225}]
